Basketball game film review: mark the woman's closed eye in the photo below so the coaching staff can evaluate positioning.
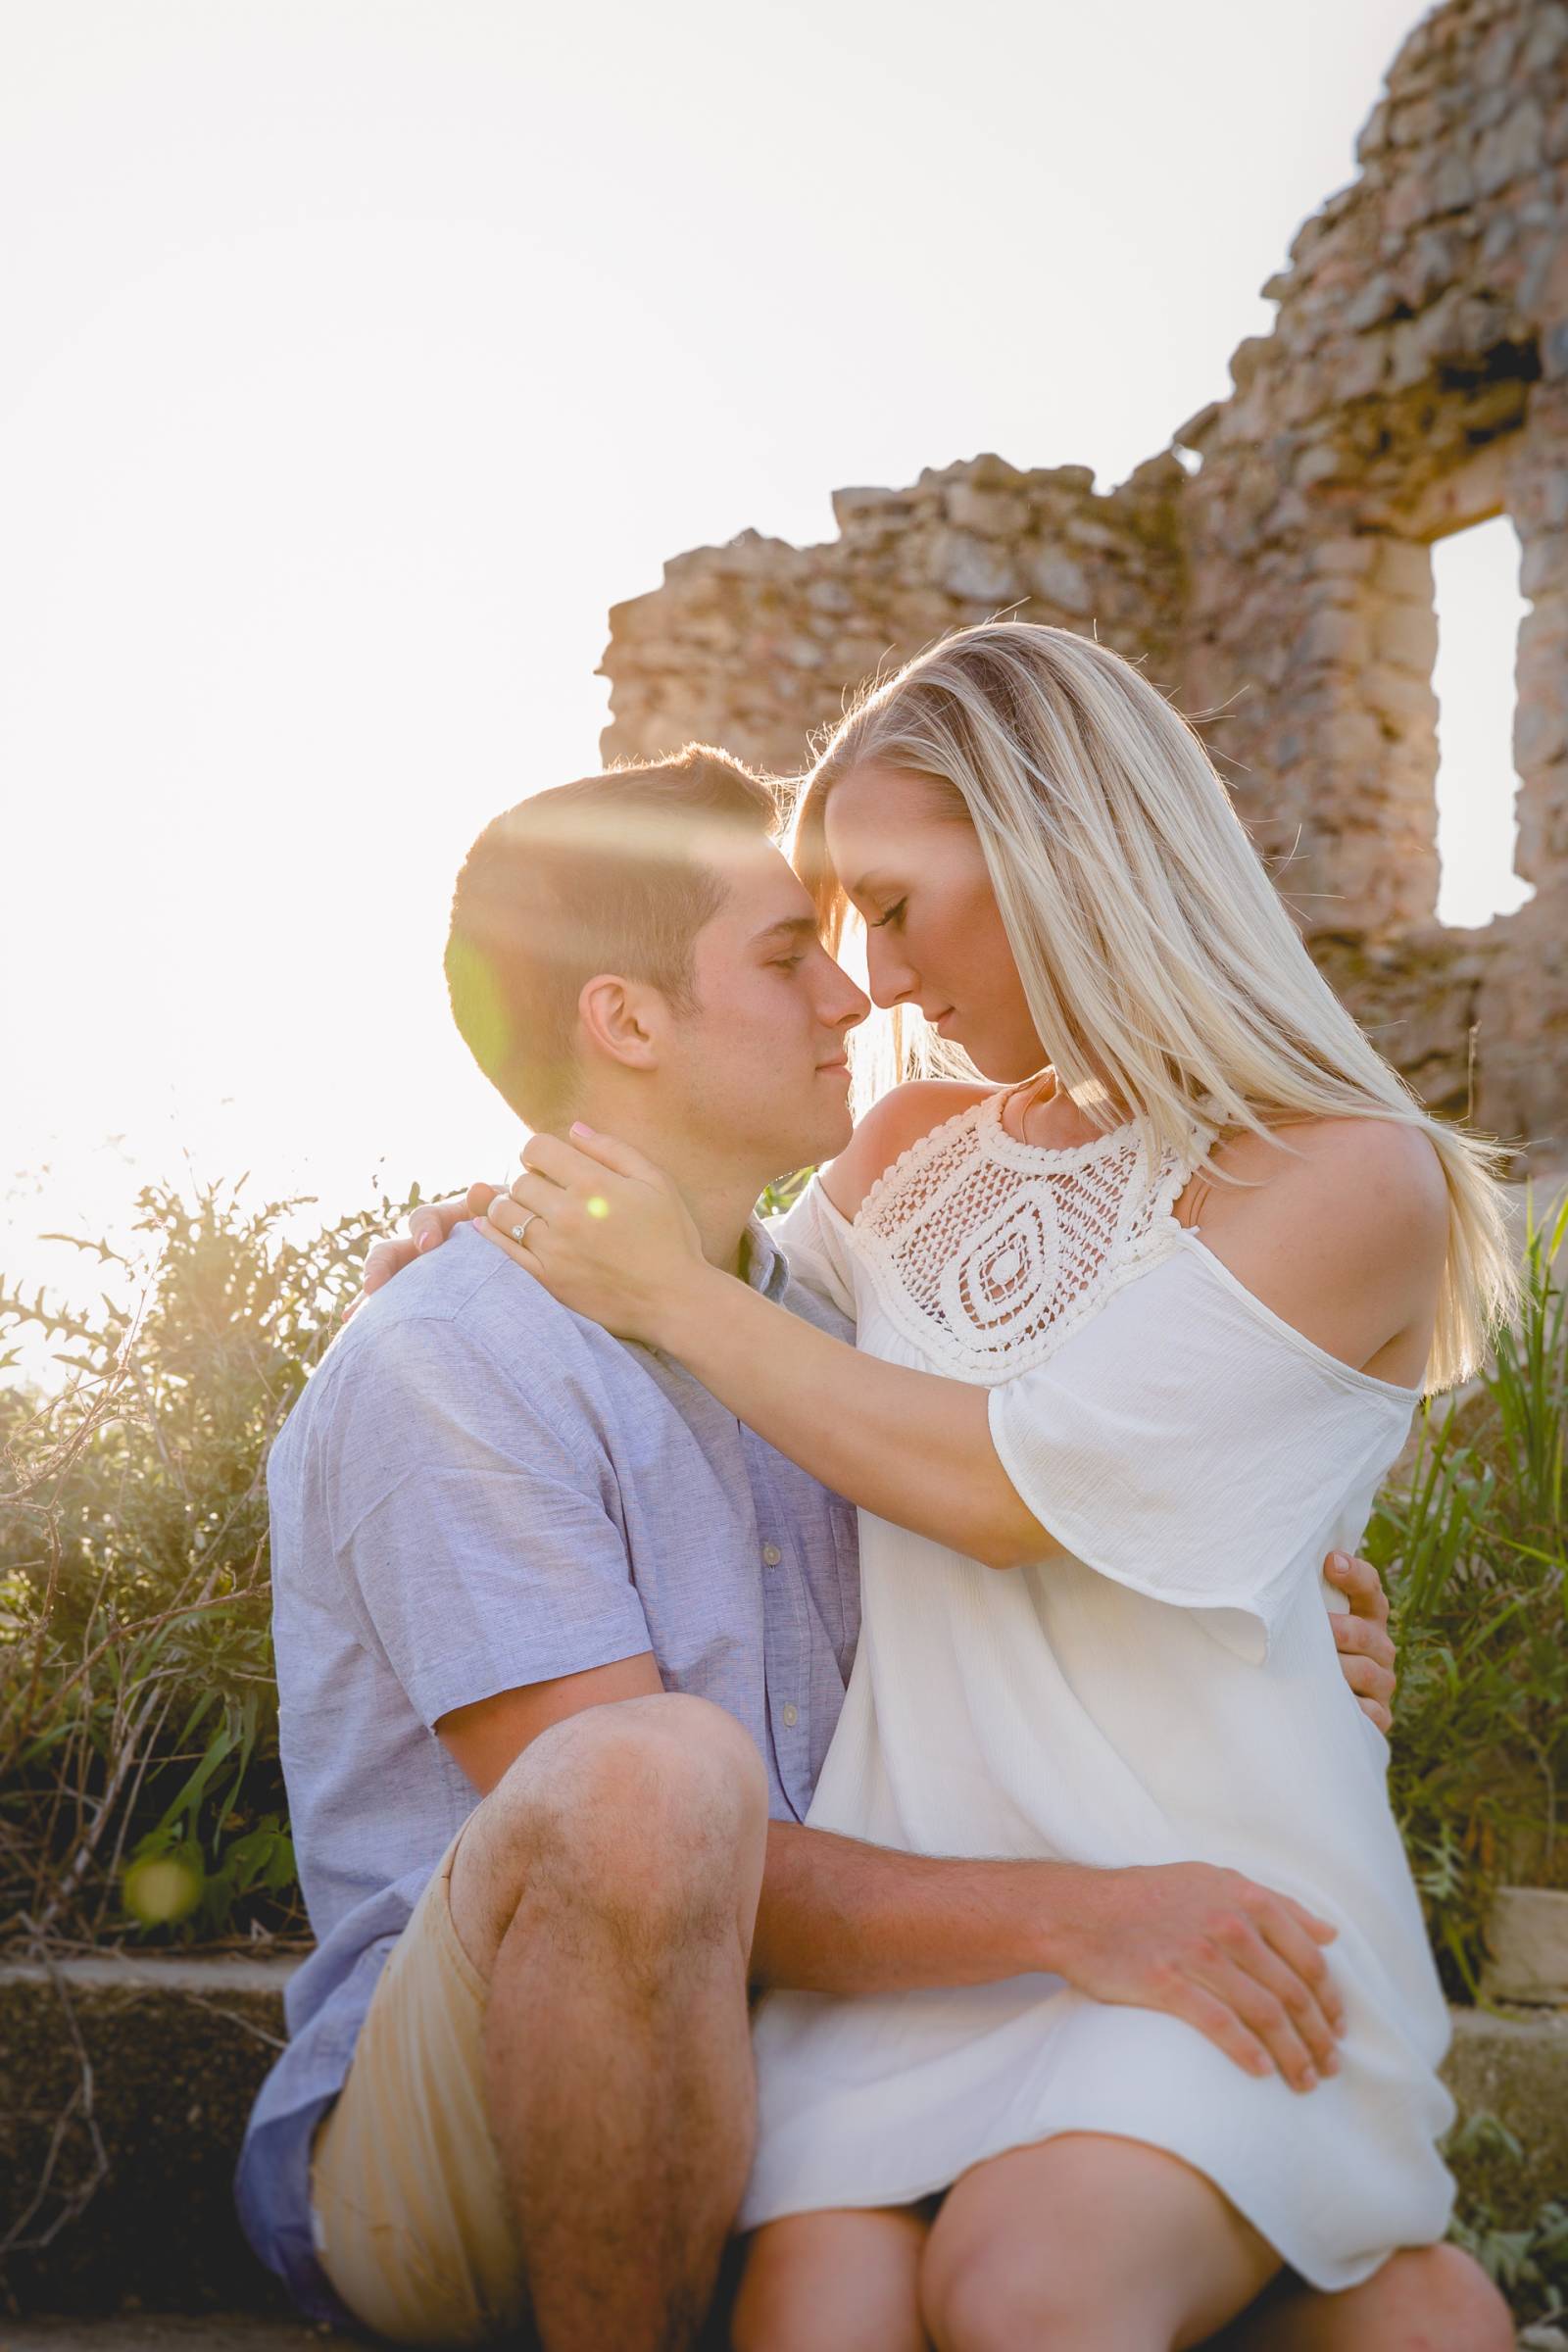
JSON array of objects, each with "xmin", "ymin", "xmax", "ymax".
[{"xmin": 869, "ymin": 898, "xmax": 907, "ymax": 931}]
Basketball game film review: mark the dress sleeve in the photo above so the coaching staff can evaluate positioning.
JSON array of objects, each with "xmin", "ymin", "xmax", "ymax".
[
  {"xmin": 986, "ymin": 1241, "xmax": 1413, "ymax": 1663},
  {"xmin": 764, "ymin": 1176, "xmax": 858, "ymax": 1321}
]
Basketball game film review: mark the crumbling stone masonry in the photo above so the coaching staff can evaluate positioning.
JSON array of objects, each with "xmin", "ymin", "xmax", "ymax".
[{"xmin": 600, "ymin": 0, "xmax": 1568, "ymax": 1167}]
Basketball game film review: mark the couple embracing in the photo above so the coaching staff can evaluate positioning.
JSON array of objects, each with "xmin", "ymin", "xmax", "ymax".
[{"xmin": 237, "ymin": 622, "xmax": 1516, "ymax": 2351}]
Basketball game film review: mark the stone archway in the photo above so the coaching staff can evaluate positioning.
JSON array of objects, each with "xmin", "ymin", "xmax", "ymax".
[{"xmin": 600, "ymin": 0, "xmax": 1568, "ymax": 1165}]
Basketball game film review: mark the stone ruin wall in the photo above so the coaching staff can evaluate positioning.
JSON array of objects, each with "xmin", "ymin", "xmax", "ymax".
[{"xmin": 601, "ymin": 0, "xmax": 1568, "ymax": 1169}]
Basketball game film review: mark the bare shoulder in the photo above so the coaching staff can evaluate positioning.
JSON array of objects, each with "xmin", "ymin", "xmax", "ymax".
[
  {"xmin": 1197, "ymin": 1114, "xmax": 1449, "ymax": 1385},
  {"xmin": 1213, "ymin": 1115, "xmax": 1446, "ymax": 1259},
  {"xmin": 820, "ymin": 1080, "xmax": 995, "ymax": 1220}
]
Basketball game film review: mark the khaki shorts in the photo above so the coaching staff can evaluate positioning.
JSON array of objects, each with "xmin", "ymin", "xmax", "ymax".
[{"xmin": 309, "ymin": 1826, "xmax": 527, "ymax": 2346}]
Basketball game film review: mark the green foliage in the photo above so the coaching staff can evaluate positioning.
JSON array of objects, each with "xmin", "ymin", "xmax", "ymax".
[
  {"xmin": 757, "ymin": 1166, "xmax": 816, "ymax": 1220},
  {"xmin": 5, "ymin": 1159, "xmax": 1563, "ymax": 2320},
  {"xmin": 1447, "ymin": 2113, "xmax": 1568, "ymax": 2328},
  {"xmin": 1366, "ymin": 1185, "xmax": 1568, "ymax": 1995},
  {"xmin": 3, "ymin": 1159, "xmax": 1563, "ymax": 2001},
  {"xmin": 0, "ymin": 1177, "xmax": 441, "ymax": 1948}
]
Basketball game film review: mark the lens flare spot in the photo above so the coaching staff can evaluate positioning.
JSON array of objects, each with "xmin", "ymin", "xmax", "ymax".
[
  {"xmin": 586, "ymin": 1195, "xmax": 610, "ymax": 1220},
  {"xmin": 123, "ymin": 1854, "xmax": 203, "ymax": 1926}
]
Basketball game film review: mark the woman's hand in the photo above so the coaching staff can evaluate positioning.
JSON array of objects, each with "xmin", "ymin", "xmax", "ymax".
[
  {"xmin": 477, "ymin": 1125, "xmax": 710, "ymax": 1345},
  {"xmin": 346, "ymin": 1181, "xmax": 497, "ymax": 1321}
]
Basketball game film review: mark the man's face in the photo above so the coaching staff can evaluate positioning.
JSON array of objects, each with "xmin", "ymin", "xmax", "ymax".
[{"xmin": 659, "ymin": 839, "xmax": 870, "ymax": 1182}]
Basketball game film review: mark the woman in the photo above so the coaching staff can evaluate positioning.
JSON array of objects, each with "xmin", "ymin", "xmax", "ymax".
[{"xmin": 450, "ymin": 623, "xmax": 1514, "ymax": 2348}]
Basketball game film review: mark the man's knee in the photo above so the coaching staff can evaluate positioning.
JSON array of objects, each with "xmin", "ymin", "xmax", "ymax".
[
  {"xmin": 474, "ymin": 1693, "xmax": 768, "ymax": 1937},
  {"xmin": 1374, "ymin": 2242, "xmax": 1514, "ymax": 2352}
]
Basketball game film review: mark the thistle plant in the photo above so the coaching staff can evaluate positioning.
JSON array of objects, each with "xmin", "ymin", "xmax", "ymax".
[{"xmin": 0, "ymin": 1178, "xmax": 441, "ymax": 1950}]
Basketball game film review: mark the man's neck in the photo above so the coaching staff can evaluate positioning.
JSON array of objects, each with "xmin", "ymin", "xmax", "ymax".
[{"xmin": 560, "ymin": 1102, "xmax": 762, "ymax": 1282}]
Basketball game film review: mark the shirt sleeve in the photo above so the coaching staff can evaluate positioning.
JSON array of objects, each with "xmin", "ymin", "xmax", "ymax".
[
  {"xmin": 316, "ymin": 1316, "xmax": 655, "ymax": 1730},
  {"xmin": 764, "ymin": 1176, "xmax": 858, "ymax": 1320},
  {"xmin": 986, "ymin": 1243, "xmax": 1410, "ymax": 1663}
]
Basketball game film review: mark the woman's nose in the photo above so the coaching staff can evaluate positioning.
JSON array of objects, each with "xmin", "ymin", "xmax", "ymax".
[{"xmin": 865, "ymin": 931, "xmax": 918, "ymax": 1009}]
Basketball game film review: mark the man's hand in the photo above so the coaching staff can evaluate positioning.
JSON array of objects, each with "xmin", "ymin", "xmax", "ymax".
[
  {"xmin": 345, "ymin": 1182, "xmax": 499, "ymax": 1321},
  {"xmin": 1050, "ymin": 1861, "xmax": 1345, "ymax": 2095},
  {"xmin": 758, "ymin": 1830, "xmax": 1345, "ymax": 2100},
  {"xmin": 1324, "ymin": 1550, "xmax": 1396, "ymax": 1735}
]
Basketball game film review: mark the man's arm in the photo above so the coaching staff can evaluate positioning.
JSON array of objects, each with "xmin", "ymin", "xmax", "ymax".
[
  {"xmin": 753, "ymin": 1823, "xmax": 1065, "ymax": 1993},
  {"xmin": 436, "ymin": 1654, "xmax": 665, "ymax": 1793},
  {"xmin": 434, "ymin": 1675, "xmax": 1344, "ymax": 2096},
  {"xmin": 754, "ymin": 1822, "xmax": 1346, "ymax": 2095}
]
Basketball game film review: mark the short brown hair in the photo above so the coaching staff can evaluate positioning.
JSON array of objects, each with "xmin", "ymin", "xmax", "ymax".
[{"xmin": 445, "ymin": 745, "xmax": 781, "ymax": 1129}]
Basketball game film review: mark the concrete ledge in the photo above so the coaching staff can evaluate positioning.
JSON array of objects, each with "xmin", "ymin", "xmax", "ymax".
[
  {"xmin": 1484, "ymin": 1888, "xmax": 1568, "ymax": 2008},
  {"xmin": 0, "ymin": 1956, "xmax": 301, "ymax": 2317},
  {"xmin": 0, "ymin": 2319, "xmax": 331, "ymax": 2351},
  {"xmin": 2, "ymin": 1958, "xmax": 1566, "ymax": 2315},
  {"xmin": 1443, "ymin": 2004, "xmax": 1568, "ymax": 2223}
]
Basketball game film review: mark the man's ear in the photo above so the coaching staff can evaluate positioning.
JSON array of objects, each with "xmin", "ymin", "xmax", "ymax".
[{"xmin": 576, "ymin": 972, "xmax": 662, "ymax": 1075}]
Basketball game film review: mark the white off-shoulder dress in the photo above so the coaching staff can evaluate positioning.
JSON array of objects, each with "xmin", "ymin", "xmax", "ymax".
[{"xmin": 747, "ymin": 1089, "xmax": 1454, "ymax": 2290}]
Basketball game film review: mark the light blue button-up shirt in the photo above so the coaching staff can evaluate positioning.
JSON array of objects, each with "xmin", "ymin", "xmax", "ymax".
[{"xmin": 235, "ymin": 1215, "xmax": 859, "ymax": 2320}]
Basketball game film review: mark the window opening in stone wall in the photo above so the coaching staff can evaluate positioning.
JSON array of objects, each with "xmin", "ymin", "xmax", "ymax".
[{"xmin": 1431, "ymin": 514, "xmax": 1534, "ymax": 930}]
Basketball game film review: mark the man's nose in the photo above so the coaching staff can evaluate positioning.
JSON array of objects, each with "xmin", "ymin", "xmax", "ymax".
[
  {"xmin": 814, "ymin": 945, "xmax": 872, "ymax": 1033},
  {"xmin": 827, "ymin": 976, "xmax": 871, "ymax": 1035}
]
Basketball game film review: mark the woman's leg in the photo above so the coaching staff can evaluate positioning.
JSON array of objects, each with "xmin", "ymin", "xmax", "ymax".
[
  {"xmin": 920, "ymin": 2132, "xmax": 1281, "ymax": 2352},
  {"xmin": 732, "ymin": 2204, "xmax": 936, "ymax": 2352},
  {"xmin": 1211, "ymin": 2241, "xmax": 1514, "ymax": 2352}
]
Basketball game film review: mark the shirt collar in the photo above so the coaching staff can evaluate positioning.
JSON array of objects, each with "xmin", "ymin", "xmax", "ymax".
[{"xmin": 740, "ymin": 1212, "xmax": 792, "ymax": 1303}]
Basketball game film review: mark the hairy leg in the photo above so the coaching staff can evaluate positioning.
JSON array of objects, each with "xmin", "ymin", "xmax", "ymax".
[
  {"xmin": 1211, "ymin": 2241, "xmax": 1515, "ymax": 2352},
  {"xmin": 732, "ymin": 2204, "xmax": 937, "ymax": 2352},
  {"xmin": 920, "ymin": 2132, "xmax": 1281, "ymax": 2352},
  {"xmin": 450, "ymin": 1692, "xmax": 769, "ymax": 2352}
]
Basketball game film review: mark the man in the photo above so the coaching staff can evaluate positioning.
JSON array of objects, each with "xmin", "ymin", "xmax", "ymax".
[{"xmin": 237, "ymin": 746, "xmax": 1507, "ymax": 2351}]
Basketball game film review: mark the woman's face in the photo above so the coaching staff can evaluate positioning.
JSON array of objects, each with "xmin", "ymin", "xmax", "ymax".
[{"xmin": 823, "ymin": 760, "xmax": 1046, "ymax": 1083}]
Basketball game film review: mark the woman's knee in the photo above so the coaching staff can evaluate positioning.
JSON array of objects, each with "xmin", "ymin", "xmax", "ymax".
[
  {"xmin": 1372, "ymin": 2242, "xmax": 1514, "ymax": 2352},
  {"xmin": 734, "ymin": 2212, "xmax": 929, "ymax": 2352},
  {"xmin": 729, "ymin": 2244, "xmax": 822, "ymax": 2352},
  {"xmin": 923, "ymin": 2242, "xmax": 1157, "ymax": 2352}
]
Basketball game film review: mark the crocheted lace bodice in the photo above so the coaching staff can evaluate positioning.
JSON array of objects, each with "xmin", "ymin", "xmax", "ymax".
[{"xmin": 851, "ymin": 1087, "xmax": 1214, "ymax": 1384}]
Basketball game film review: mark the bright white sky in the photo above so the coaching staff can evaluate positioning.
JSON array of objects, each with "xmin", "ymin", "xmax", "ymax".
[{"xmin": 1, "ymin": 0, "xmax": 1534, "ymax": 1355}]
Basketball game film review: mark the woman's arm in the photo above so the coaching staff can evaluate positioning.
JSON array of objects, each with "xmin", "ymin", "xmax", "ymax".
[
  {"xmin": 478, "ymin": 1110, "xmax": 1446, "ymax": 1571},
  {"xmin": 667, "ymin": 1260, "xmax": 1053, "ymax": 1568},
  {"xmin": 484, "ymin": 1139, "xmax": 1054, "ymax": 1564},
  {"xmin": 341, "ymin": 1130, "xmax": 1404, "ymax": 1724}
]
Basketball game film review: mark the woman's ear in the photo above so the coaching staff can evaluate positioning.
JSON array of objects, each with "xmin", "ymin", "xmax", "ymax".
[{"xmin": 576, "ymin": 971, "xmax": 662, "ymax": 1074}]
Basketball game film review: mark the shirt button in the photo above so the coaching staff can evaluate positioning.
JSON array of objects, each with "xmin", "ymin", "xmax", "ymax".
[
  {"xmin": 781, "ymin": 1702, "xmax": 799, "ymax": 1728},
  {"xmin": 761, "ymin": 1543, "xmax": 783, "ymax": 1567}
]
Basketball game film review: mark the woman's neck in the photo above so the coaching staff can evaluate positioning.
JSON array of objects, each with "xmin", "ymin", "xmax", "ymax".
[{"xmin": 1004, "ymin": 1068, "xmax": 1129, "ymax": 1150}]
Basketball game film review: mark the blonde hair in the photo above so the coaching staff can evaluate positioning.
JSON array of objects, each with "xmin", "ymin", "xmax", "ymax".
[{"xmin": 791, "ymin": 619, "xmax": 1517, "ymax": 1394}]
